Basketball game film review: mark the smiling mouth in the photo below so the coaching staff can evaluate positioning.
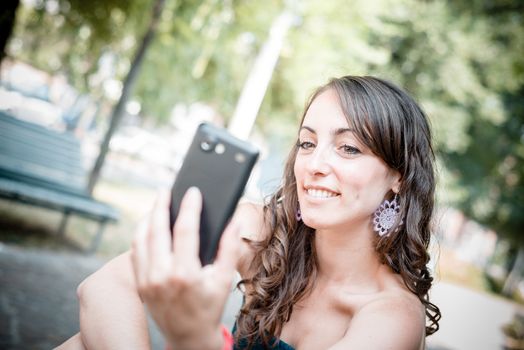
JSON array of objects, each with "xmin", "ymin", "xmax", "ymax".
[{"xmin": 306, "ymin": 188, "xmax": 340, "ymax": 199}]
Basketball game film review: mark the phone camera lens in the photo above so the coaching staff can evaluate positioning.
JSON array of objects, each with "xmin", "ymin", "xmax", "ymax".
[
  {"xmin": 200, "ymin": 137, "xmax": 216, "ymax": 152},
  {"xmin": 201, "ymin": 141, "xmax": 212, "ymax": 151}
]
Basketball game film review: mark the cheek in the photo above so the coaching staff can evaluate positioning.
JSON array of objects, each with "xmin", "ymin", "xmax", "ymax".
[
  {"xmin": 293, "ymin": 158, "xmax": 305, "ymax": 182},
  {"xmin": 337, "ymin": 165, "xmax": 371, "ymax": 192},
  {"xmin": 339, "ymin": 163, "xmax": 390, "ymax": 200},
  {"xmin": 294, "ymin": 158, "xmax": 309, "ymax": 204}
]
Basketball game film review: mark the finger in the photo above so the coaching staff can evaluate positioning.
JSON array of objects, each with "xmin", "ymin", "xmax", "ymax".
[
  {"xmin": 173, "ymin": 187, "xmax": 202, "ymax": 268},
  {"xmin": 131, "ymin": 217, "xmax": 149, "ymax": 289},
  {"xmin": 148, "ymin": 191, "xmax": 172, "ymax": 271},
  {"xmin": 213, "ymin": 219, "xmax": 241, "ymax": 280}
]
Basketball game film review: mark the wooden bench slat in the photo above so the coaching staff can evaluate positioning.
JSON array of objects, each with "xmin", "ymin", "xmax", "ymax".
[
  {"xmin": 0, "ymin": 112, "xmax": 78, "ymax": 145},
  {"xmin": 0, "ymin": 154, "xmax": 86, "ymax": 187},
  {"xmin": 0, "ymin": 168, "xmax": 86, "ymax": 196},
  {"xmin": 0, "ymin": 177, "xmax": 118, "ymax": 221},
  {"xmin": 0, "ymin": 144, "xmax": 85, "ymax": 174},
  {"xmin": 0, "ymin": 126, "xmax": 82, "ymax": 159}
]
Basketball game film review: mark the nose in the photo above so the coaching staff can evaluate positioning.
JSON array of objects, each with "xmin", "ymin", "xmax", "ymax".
[{"xmin": 306, "ymin": 144, "xmax": 332, "ymax": 176}]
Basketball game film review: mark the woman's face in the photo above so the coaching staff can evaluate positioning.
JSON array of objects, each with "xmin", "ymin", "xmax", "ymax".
[{"xmin": 294, "ymin": 89, "xmax": 400, "ymax": 231}]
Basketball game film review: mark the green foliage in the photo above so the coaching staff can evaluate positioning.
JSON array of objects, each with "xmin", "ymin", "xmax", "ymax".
[
  {"xmin": 10, "ymin": 0, "xmax": 153, "ymax": 92},
  {"xmin": 133, "ymin": 0, "xmax": 284, "ymax": 123},
  {"xmin": 436, "ymin": 1, "xmax": 524, "ymax": 246},
  {"xmin": 502, "ymin": 312, "xmax": 524, "ymax": 350},
  {"xmin": 6, "ymin": 0, "xmax": 524, "ymax": 246},
  {"xmin": 445, "ymin": 87, "xmax": 524, "ymax": 246}
]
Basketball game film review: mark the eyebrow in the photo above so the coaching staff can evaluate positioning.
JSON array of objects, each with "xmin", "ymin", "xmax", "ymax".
[{"xmin": 299, "ymin": 126, "xmax": 354, "ymax": 136}]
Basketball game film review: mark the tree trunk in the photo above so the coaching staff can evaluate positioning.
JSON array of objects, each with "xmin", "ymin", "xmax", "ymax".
[
  {"xmin": 0, "ymin": 0, "xmax": 20, "ymax": 67},
  {"xmin": 87, "ymin": 0, "xmax": 166, "ymax": 194},
  {"xmin": 227, "ymin": 11, "xmax": 295, "ymax": 140},
  {"xmin": 502, "ymin": 246, "xmax": 524, "ymax": 297}
]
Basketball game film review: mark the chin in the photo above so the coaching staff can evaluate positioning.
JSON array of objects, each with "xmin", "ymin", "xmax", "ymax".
[{"xmin": 301, "ymin": 216, "xmax": 333, "ymax": 230}]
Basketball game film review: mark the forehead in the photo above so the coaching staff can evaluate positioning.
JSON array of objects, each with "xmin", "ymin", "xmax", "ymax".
[{"xmin": 302, "ymin": 89, "xmax": 350, "ymax": 129}]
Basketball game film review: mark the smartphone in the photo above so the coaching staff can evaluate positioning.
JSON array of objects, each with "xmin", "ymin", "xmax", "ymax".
[{"xmin": 169, "ymin": 123, "xmax": 259, "ymax": 265}]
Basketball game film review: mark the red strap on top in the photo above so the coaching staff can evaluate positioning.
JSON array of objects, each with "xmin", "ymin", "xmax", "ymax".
[
  {"xmin": 164, "ymin": 325, "xmax": 233, "ymax": 350},
  {"xmin": 221, "ymin": 324, "xmax": 234, "ymax": 350}
]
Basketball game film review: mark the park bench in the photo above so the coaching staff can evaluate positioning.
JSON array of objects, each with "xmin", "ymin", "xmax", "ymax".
[{"xmin": 0, "ymin": 111, "xmax": 118, "ymax": 252}]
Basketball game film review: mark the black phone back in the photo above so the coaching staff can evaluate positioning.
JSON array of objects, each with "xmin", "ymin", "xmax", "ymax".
[{"xmin": 169, "ymin": 123, "xmax": 259, "ymax": 265}]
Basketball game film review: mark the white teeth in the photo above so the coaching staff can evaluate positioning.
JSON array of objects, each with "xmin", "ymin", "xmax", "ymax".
[{"xmin": 307, "ymin": 189, "xmax": 338, "ymax": 198}]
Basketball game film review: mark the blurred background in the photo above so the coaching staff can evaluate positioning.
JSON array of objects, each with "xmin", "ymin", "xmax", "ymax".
[{"xmin": 0, "ymin": 0, "xmax": 523, "ymax": 349}]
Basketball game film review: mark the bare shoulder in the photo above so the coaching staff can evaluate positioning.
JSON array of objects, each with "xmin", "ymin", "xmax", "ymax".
[
  {"xmin": 361, "ymin": 290, "xmax": 425, "ymax": 326},
  {"xmin": 233, "ymin": 201, "xmax": 268, "ymax": 277},
  {"xmin": 234, "ymin": 200, "xmax": 266, "ymax": 241},
  {"xmin": 333, "ymin": 289, "xmax": 425, "ymax": 350}
]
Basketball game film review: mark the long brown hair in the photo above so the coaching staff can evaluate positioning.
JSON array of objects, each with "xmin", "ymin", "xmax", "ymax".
[{"xmin": 235, "ymin": 76, "xmax": 441, "ymax": 347}]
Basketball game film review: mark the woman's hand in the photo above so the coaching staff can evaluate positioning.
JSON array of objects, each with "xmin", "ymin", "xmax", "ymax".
[{"xmin": 131, "ymin": 187, "xmax": 240, "ymax": 350}]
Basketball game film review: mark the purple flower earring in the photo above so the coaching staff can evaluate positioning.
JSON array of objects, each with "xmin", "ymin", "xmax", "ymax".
[
  {"xmin": 373, "ymin": 194, "xmax": 403, "ymax": 237},
  {"xmin": 296, "ymin": 204, "xmax": 302, "ymax": 222}
]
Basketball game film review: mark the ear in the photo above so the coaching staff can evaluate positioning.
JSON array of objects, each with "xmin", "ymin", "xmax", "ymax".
[{"xmin": 390, "ymin": 170, "xmax": 402, "ymax": 194}]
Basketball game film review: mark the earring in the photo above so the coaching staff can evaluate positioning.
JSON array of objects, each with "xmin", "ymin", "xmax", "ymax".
[
  {"xmin": 296, "ymin": 205, "xmax": 302, "ymax": 222},
  {"xmin": 372, "ymin": 194, "xmax": 403, "ymax": 237}
]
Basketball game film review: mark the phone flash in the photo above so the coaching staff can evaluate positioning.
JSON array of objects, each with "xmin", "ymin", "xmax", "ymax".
[
  {"xmin": 215, "ymin": 143, "xmax": 225, "ymax": 154},
  {"xmin": 235, "ymin": 153, "xmax": 246, "ymax": 163}
]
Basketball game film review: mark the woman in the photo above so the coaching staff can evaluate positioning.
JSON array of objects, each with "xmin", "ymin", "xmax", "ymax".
[{"xmin": 63, "ymin": 75, "xmax": 441, "ymax": 349}]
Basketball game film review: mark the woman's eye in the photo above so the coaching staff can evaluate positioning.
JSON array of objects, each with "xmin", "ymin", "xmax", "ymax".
[
  {"xmin": 340, "ymin": 144, "xmax": 360, "ymax": 155},
  {"xmin": 298, "ymin": 141, "xmax": 315, "ymax": 150}
]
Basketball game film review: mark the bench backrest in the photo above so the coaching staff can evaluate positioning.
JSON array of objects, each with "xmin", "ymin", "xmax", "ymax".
[{"xmin": 0, "ymin": 111, "xmax": 88, "ymax": 196}]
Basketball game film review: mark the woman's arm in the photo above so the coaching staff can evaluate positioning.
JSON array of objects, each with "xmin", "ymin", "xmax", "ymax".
[
  {"xmin": 77, "ymin": 251, "xmax": 152, "ymax": 349},
  {"xmin": 54, "ymin": 333, "xmax": 86, "ymax": 350}
]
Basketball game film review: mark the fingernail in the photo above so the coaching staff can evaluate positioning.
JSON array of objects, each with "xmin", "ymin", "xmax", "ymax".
[{"xmin": 186, "ymin": 186, "xmax": 201, "ymax": 200}]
